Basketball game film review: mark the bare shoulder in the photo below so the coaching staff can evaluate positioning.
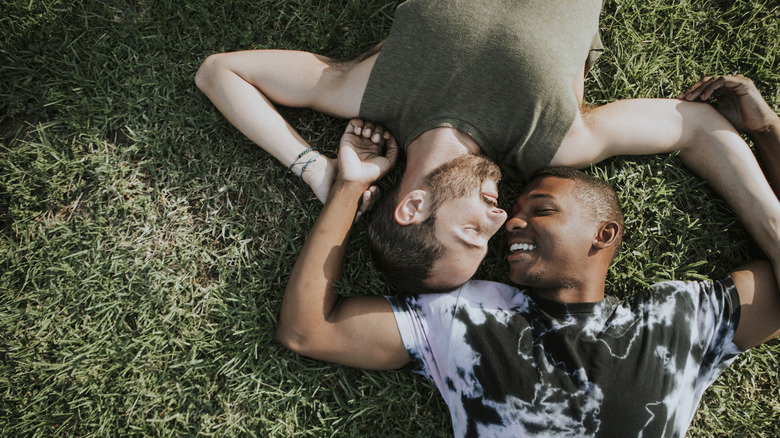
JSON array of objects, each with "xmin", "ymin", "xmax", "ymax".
[
  {"xmin": 313, "ymin": 44, "xmax": 384, "ymax": 117},
  {"xmin": 548, "ymin": 110, "xmax": 600, "ymax": 168}
]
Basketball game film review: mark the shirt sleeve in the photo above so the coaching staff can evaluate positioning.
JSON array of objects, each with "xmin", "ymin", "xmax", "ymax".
[
  {"xmin": 651, "ymin": 276, "xmax": 743, "ymax": 390},
  {"xmin": 385, "ymin": 293, "xmax": 458, "ymax": 391},
  {"xmin": 693, "ymin": 276, "xmax": 743, "ymax": 379},
  {"xmin": 585, "ymin": 30, "xmax": 603, "ymax": 73}
]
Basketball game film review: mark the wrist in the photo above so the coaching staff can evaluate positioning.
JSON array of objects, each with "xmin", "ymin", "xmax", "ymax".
[
  {"xmin": 750, "ymin": 118, "xmax": 780, "ymax": 142},
  {"xmin": 330, "ymin": 179, "xmax": 370, "ymax": 199}
]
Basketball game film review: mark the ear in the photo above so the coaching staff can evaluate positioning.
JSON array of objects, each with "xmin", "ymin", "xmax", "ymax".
[
  {"xmin": 593, "ymin": 221, "xmax": 620, "ymax": 249},
  {"xmin": 394, "ymin": 190, "xmax": 429, "ymax": 225}
]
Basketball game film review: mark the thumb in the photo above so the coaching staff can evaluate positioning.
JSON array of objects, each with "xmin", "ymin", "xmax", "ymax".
[{"xmin": 384, "ymin": 136, "xmax": 400, "ymax": 166}]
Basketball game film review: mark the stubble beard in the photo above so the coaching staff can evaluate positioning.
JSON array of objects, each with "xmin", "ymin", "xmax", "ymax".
[{"xmin": 514, "ymin": 265, "xmax": 578, "ymax": 292}]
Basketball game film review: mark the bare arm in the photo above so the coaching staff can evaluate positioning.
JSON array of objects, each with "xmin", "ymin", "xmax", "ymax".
[
  {"xmin": 276, "ymin": 120, "xmax": 408, "ymax": 370},
  {"xmin": 679, "ymin": 75, "xmax": 780, "ymax": 350},
  {"xmin": 194, "ymin": 49, "xmax": 378, "ymax": 202},
  {"xmin": 553, "ymin": 97, "xmax": 780, "ymax": 296},
  {"xmin": 729, "ymin": 261, "xmax": 780, "ymax": 350},
  {"xmin": 679, "ymin": 75, "xmax": 780, "ymax": 189},
  {"xmin": 554, "ymin": 87, "xmax": 780, "ymax": 348}
]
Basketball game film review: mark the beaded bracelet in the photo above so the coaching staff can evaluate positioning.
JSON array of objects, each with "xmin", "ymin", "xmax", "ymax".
[{"xmin": 280, "ymin": 147, "xmax": 321, "ymax": 184}]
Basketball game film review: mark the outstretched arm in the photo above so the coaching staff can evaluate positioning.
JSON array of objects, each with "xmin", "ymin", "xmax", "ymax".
[
  {"xmin": 680, "ymin": 75, "xmax": 780, "ymax": 189},
  {"xmin": 555, "ymin": 76, "xmax": 780, "ymax": 349},
  {"xmin": 195, "ymin": 49, "xmax": 378, "ymax": 202},
  {"xmin": 276, "ymin": 120, "xmax": 408, "ymax": 370},
  {"xmin": 552, "ymin": 93, "xmax": 780, "ymax": 296},
  {"xmin": 679, "ymin": 75, "xmax": 780, "ymax": 350}
]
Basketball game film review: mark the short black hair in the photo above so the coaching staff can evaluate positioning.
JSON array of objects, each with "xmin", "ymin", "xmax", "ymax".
[{"xmin": 531, "ymin": 167, "xmax": 625, "ymax": 255}]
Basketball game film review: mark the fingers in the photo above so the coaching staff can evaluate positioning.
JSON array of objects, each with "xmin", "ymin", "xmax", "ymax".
[
  {"xmin": 338, "ymin": 119, "xmax": 399, "ymax": 184},
  {"xmin": 346, "ymin": 118, "xmax": 362, "ymax": 135},
  {"xmin": 350, "ymin": 119, "xmax": 390, "ymax": 144},
  {"xmin": 679, "ymin": 74, "xmax": 753, "ymax": 101},
  {"xmin": 679, "ymin": 76, "xmax": 722, "ymax": 101},
  {"xmin": 679, "ymin": 76, "xmax": 711, "ymax": 99},
  {"xmin": 353, "ymin": 186, "xmax": 381, "ymax": 225},
  {"xmin": 383, "ymin": 131, "xmax": 400, "ymax": 166}
]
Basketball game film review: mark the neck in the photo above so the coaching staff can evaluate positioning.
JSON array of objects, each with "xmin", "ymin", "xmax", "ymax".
[
  {"xmin": 399, "ymin": 128, "xmax": 482, "ymax": 195},
  {"xmin": 530, "ymin": 286, "xmax": 605, "ymax": 304},
  {"xmin": 527, "ymin": 268, "xmax": 609, "ymax": 304}
]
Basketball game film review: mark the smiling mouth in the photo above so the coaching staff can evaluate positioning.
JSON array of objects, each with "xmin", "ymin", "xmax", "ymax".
[{"xmin": 509, "ymin": 243, "xmax": 537, "ymax": 252}]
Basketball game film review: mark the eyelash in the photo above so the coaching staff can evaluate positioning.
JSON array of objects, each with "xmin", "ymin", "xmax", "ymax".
[{"xmin": 481, "ymin": 195, "xmax": 498, "ymax": 207}]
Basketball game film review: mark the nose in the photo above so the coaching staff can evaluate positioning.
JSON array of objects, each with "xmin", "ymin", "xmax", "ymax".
[
  {"xmin": 489, "ymin": 207, "xmax": 507, "ymax": 227},
  {"xmin": 505, "ymin": 215, "xmax": 528, "ymax": 231}
]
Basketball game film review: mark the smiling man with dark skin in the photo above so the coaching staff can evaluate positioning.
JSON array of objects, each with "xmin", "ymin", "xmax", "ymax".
[{"xmin": 276, "ymin": 75, "xmax": 780, "ymax": 437}]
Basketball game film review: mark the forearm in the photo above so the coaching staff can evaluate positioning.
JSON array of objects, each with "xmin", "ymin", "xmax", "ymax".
[
  {"xmin": 674, "ymin": 105, "xmax": 780, "ymax": 260},
  {"xmin": 585, "ymin": 99, "xmax": 780, "ymax": 269},
  {"xmin": 276, "ymin": 180, "xmax": 367, "ymax": 346},
  {"xmin": 750, "ymin": 120, "xmax": 780, "ymax": 191}
]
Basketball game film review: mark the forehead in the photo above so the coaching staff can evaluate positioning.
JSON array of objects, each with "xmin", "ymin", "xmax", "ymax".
[{"xmin": 517, "ymin": 176, "xmax": 578, "ymax": 204}]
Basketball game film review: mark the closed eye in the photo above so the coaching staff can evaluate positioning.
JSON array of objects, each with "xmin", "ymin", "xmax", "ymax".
[{"xmin": 481, "ymin": 194, "xmax": 498, "ymax": 207}]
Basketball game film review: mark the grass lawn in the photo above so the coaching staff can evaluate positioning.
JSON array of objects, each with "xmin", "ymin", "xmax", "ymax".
[{"xmin": 1, "ymin": 0, "xmax": 778, "ymax": 436}]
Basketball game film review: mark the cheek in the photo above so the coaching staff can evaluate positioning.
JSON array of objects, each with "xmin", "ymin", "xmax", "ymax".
[
  {"xmin": 555, "ymin": 233, "xmax": 593, "ymax": 258},
  {"xmin": 489, "ymin": 218, "xmax": 504, "ymax": 236}
]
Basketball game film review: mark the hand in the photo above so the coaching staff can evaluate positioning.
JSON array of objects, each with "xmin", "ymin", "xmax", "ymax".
[
  {"xmin": 337, "ymin": 119, "xmax": 399, "ymax": 187},
  {"xmin": 679, "ymin": 75, "xmax": 779, "ymax": 134}
]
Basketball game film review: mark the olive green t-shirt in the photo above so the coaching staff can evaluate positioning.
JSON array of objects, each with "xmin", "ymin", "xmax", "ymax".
[{"xmin": 359, "ymin": 0, "xmax": 603, "ymax": 181}]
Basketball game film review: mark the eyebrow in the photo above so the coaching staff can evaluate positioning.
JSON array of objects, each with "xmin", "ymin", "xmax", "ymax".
[
  {"xmin": 526, "ymin": 192, "xmax": 554, "ymax": 200},
  {"xmin": 514, "ymin": 192, "xmax": 555, "ymax": 212}
]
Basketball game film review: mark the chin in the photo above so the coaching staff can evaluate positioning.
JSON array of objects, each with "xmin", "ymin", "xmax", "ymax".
[
  {"xmin": 509, "ymin": 276, "xmax": 532, "ymax": 288},
  {"xmin": 509, "ymin": 269, "xmax": 543, "ymax": 288}
]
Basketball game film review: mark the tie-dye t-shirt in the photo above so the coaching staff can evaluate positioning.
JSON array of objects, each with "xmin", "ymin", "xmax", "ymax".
[{"xmin": 386, "ymin": 278, "xmax": 743, "ymax": 437}]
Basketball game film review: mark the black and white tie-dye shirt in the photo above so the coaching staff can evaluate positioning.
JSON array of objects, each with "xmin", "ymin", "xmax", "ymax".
[{"xmin": 387, "ymin": 278, "xmax": 743, "ymax": 437}]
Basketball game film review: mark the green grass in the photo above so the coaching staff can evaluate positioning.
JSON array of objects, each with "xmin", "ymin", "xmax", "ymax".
[{"xmin": 1, "ymin": 0, "xmax": 778, "ymax": 436}]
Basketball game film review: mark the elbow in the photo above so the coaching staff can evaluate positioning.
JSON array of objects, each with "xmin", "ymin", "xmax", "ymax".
[
  {"xmin": 275, "ymin": 322, "xmax": 315, "ymax": 357},
  {"xmin": 275, "ymin": 324, "xmax": 297, "ymax": 351},
  {"xmin": 194, "ymin": 53, "xmax": 225, "ymax": 92}
]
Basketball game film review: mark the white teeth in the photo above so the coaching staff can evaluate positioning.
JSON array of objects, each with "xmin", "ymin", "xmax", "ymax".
[{"xmin": 510, "ymin": 243, "xmax": 537, "ymax": 251}]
